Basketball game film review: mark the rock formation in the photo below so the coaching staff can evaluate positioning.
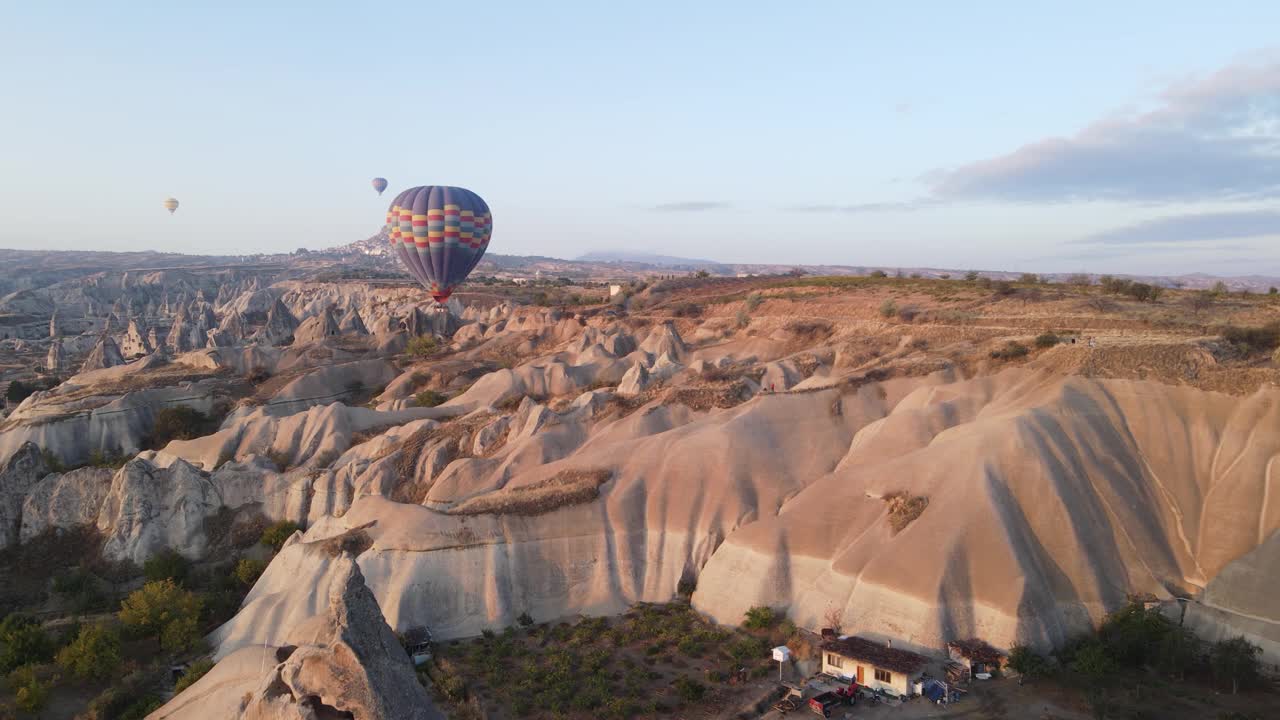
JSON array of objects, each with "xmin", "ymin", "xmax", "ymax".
[
  {"xmin": 96, "ymin": 458, "xmax": 222, "ymax": 564},
  {"xmin": 19, "ymin": 466, "xmax": 113, "ymax": 543},
  {"xmin": 293, "ymin": 307, "xmax": 340, "ymax": 345},
  {"xmin": 152, "ymin": 554, "xmax": 437, "ymax": 720},
  {"xmin": 79, "ymin": 334, "xmax": 125, "ymax": 373},
  {"xmin": 167, "ymin": 304, "xmax": 205, "ymax": 353},
  {"xmin": 254, "ymin": 298, "xmax": 298, "ymax": 346},
  {"xmin": 119, "ymin": 318, "xmax": 153, "ymax": 358},
  {"xmin": 338, "ymin": 307, "xmax": 368, "ymax": 335},
  {"xmin": 45, "ymin": 339, "xmax": 65, "ymax": 373},
  {"xmin": 48, "ymin": 310, "xmax": 59, "ymax": 338},
  {"xmin": 0, "ymin": 443, "xmax": 49, "ymax": 549}
]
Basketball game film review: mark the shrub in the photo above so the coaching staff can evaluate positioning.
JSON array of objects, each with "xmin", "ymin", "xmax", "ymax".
[
  {"xmin": 735, "ymin": 309, "xmax": 749, "ymax": 328},
  {"xmin": 119, "ymin": 694, "xmax": 164, "ymax": 720},
  {"xmin": 897, "ymin": 304, "xmax": 919, "ymax": 322},
  {"xmin": 1211, "ymin": 636, "xmax": 1262, "ymax": 694},
  {"xmin": 233, "ymin": 557, "xmax": 267, "ymax": 586},
  {"xmin": 868, "ymin": 270, "xmax": 887, "ymax": 278},
  {"xmin": 990, "ymin": 341, "xmax": 1030, "ymax": 360},
  {"xmin": 152, "ymin": 405, "xmax": 214, "ymax": 447},
  {"xmin": 1019, "ymin": 273, "xmax": 1040, "ymax": 284},
  {"xmin": 119, "ymin": 579, "xmax": 204, "ymax": 652},
  {"xmin": 8, "ymin": 665, "xmax": 52, "ymax": 715},
  {"xmin": 1125, "ymin": 282, "xmax": 1162, "ymax": 303},
  {"xmin": 143, "ymin": 548, "xmax": 191, "ymax": 584},
  {"xmin": 416, "ymin": 389, "xmax": 446, "ymax": 407},
  {"xmin": 670, "ymin": 302, "xmax": 702, "ymax": 318},
  {"xmin": 1221, "ymin": 322, "xmax": 1280, "ymax": 353},
  {"xmin": 56, "ymin": 622, "xmax": 122, "ymax": 680},
  {"xmin": 885, "ymin": 492, "xmax": 929, "ymax": 534},
  {"xmin": 677, "ymin": 576, "xmax": 697, "ymax": 597},
  {"xmin": 742, "ymin": 606, "xmax": 777, "ymax": 630},
  {"xmin": 173, "ymin": 657, "xmax": 214, "ymax": 694},
  {"xmin": 517, "ymin": 611, "xmax": 534, "ymax": 628},
  {"xmin": 879, "ymin": 300, "xmax": 898, "ymax": 318},
  {"xmin": 0, "ymin": 615, "xmax": 51, "ymax": 673},
  {"xmin": 260, "ymin": 520, "xmax": 301, "ymax": 550},
  {"xmin": 674, "ymin": 676, "xmax": 705, "ymax": 703},
  {"xmin": 1034, "ymin": 332, "xmax": 1061, "ymax": 348},
  {"xmin": 1008, "ymin": 644, "xmax": 1049, "ymax": 678},
  {"xmin": 244, "ymin": 367, "xmax": 270, "ymax": 383},
  {"xmin": 406, "ymin": 335, "xmax": 439, "ymax": 357},
  {"xmin": 266, "ymin": 448, "xmax": 292, "ymax": 471},
  {"xmin": 744, "ymin": 292, "xmax": 763, "ymax": 311},
  {"xmin": 964, "ymin": 270, "xmax": 980, "ymax": 282},
  {"xmin": 992, "ymin": 281, "xmax": 1016, "ymax": 297}
]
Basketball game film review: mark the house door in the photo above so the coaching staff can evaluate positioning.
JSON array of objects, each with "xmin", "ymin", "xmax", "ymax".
[{"xmin": 856, "ymin": 666, "xmax": 864, "ymax": 685}]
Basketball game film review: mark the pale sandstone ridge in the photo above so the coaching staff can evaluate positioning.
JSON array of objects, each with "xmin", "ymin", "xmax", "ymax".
[
  {"xmin": 150, "ymin": 554, "xmax": 435, "ymax": 720},
  {"xmin": 209, "ymin": 369, "xmax": 1280, "ymax": 665}
]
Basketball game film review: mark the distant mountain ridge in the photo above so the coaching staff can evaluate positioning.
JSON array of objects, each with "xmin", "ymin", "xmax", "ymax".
[{"xmin": 576, "ymin": 251, "xmax": 725, "ymax": 268}]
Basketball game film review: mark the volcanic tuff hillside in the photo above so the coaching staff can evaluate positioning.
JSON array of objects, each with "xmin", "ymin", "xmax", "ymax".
[{"xmin": 0, "ymin": 268, "xmax": 1278, "ymax": 717}]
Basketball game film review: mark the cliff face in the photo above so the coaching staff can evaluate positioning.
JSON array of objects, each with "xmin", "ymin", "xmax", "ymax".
[{"xmin": 207, "ymin": 369, "xmax": 1280, "ymax": 664}]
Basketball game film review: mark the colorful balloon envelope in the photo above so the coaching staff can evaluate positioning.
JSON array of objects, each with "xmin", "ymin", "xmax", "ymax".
[
  {"xmin": 385, "ymin": 186, "xmax": 492, "ymax": 304},
  {"xmin": 371, "ymin": 177, "xmax": 388, "ymax": 196},
  {"xmin": 163, "ymin": 197, "xmax": 179, "ymax": 214}
]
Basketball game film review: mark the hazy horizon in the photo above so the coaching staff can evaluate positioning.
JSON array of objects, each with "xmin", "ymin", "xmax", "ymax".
[{"xmin": 2, "ymin": 2, "xmax": 1278, "ymax": 276}]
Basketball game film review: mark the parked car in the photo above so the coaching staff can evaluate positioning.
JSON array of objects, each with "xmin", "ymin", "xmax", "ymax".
[{"xmin": 808, "ymin": 691, "xmax": 846, "ymax": 717}]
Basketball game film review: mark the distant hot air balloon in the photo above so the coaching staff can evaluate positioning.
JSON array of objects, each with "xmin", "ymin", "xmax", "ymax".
[
  {"xmin": 163, "ymin": 198, "xmax": 179, "ymax": 214},
  {"xmin": 385, "ymin": 186, "xmax": 492, "ymax": 304},
  {"xmin": 371, "ymin": 177, "xmax": 388, "ymax": 196}
]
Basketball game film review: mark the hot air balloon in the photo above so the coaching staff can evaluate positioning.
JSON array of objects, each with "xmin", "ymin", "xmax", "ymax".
[
  {"xmin": 385, "ymin": 186, "xmax": 492, "ymax": 304},
  {"xmin": 163, "ymin": 198, "xmax": 179, "ymax": 214},
  {"xmin": 371, "ymin": 177, "xmax": 388, "ymax": 196}
]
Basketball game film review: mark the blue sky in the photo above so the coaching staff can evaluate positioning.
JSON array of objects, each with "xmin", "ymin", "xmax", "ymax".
[{"xmin": 1, "ymin": 1, "xmax": 1278, "ymax": 275}]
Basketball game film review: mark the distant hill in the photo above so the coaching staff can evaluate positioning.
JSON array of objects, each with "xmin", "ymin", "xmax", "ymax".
[{"xmin": 576, "ymin": 251, "xmax": 725, "ymax": 268}]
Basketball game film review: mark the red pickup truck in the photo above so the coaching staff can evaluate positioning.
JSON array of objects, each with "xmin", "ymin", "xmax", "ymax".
[{"xmin": 808, "ymin": 692, "xmax": 844, "ymax": 717}]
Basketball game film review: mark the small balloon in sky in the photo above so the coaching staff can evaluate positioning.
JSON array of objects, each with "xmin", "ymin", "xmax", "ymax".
[
  {"xmin": 163, "ymin": 197, "xmax": 179, "ymax": 215},
  {"xmin": 384, "ymin": 185, "xmax": 492, "ymax": 304},
  {"xmin": 372, "ymin": 177, "xmax": 388, "ymax": 196}
]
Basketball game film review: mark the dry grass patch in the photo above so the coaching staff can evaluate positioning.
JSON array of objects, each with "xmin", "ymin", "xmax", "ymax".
[
  {"xmin": 449, "ymin": 469, "xmax": 612, "ymax": 516},
  {"xmin": 885, "ymin": 492, "xmax": 929, "ymax": 534},
  {"xmin": 315, "ymin": 524, "xmax": 374, "ymax": 557}
]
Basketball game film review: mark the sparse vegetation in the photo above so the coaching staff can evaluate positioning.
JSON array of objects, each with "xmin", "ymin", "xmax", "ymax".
[
  {"xmin": 233, "ymin": 557, "xmax": 267, "ymax": 586},
  {"xmin": 260, "ymin": 520, "xmax": 302, "ymax": 550},
  {"xmin": 1221, "ymin": 322, "xmax": 1280, "ymax": 354},
  {"xmin": 173, "ymin": 657, "xmax": 215, "ymax": 694},
  {"xmin": 1035, "ymin": 332, "xmax": 1062, "ymax": 348},
  {"xmin": 416, "ymin": 389, "xmax": 446, "ymax": 407},
  {"xmin": 884, "ymin": 492, "xmax": 929, "ymax": 534},
  {"xmin": 742, "ymin": 606, "xmax": 777, "ymax": 630},
  {"xmin": 143, "ymin": 548, "xmax": 191, "ymax": 584},
  {"xmin": 56, "ymin": 622, "xmax": 122, "ymax": 680},
  {"xmin": 879, "ymin": 299, "xmax": 898, "ymax": 318},
  {"xmin": 151, "ymin": 405, "xmax": 217, "ymax": 447},
  {"xmin": 990, "ymin": 341, "xmax": 1030, "ymax": 360},
  {"xmin": 118, "ymin": 579, "xmax": 204, "ymax": 651},
  {"xmin": 868, "ymin": 270, "xmax": 887, "ymax": 278},
  {"xmin": 669, "ymin": 301, "xmax": 702, "ymax": 318},
  {"xmin": 406, "ymin": 335, "xmax": 440, "ymax": 357}
]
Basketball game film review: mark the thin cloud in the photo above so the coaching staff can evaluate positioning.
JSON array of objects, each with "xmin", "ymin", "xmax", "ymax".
[
  {"xmin": 789, "ymin": 199, "xmax": 937, "ymax": 213},
  {"xmin": 649, "ymin": 201, "xmax": 730, "ymax": 212},
  {"xmin": 928, "ymin": 56, "xmax": 1280, "ymax": 203},
  {"xmin": 1078, "ymin": 209, "xmax": 1280, "ymax": 245}
]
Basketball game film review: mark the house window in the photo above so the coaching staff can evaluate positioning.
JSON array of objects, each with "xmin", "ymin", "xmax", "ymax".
[
  {"xmin": 826, "ymin": 654, "xmax": 844, "ymax": 669},
  {"xmin": 874, "ymin": 668, "xmax": 892, "ymax": 683}
]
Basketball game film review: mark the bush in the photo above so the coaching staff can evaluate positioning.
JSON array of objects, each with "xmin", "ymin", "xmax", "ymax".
[
  {"xmin": 1008, "ymin": 644, "xmax": 1049, "ymax": 678},
  {"xmin": 1019, "ymin": 273, "xmax": 1040, "ymax": 284},
  {"xmin": 119, "ymin": 579, "xmax": 204, "ymax": 652},
  {"xmin": 992, "ymin": 281, "xmax": 1016, "ymax": 297},
  {"xmin": 1034, "ymin": 332, "xmax": 1061, "ymax": 348},
  {"xmin": 990, "ymin": 341, "xmax": 1030, "ymax": 360},
  {"xmin": 879, "ymin": 300, "xmax": 897, "ymax": 318},
  {"xmin": 261, "ymin": 520, "xmax": 301, "ymax": 550},
  {"xmin": 742, "ymin": 606, "xmax": 777, "ymax": 630},
  {"xmin": 1221, "ymin": 322, "xmax": 1280, "ymax": 353},
  {"xmin": 735, "ymin": 309, "xmax": 749, "ymax": 328},
  {"xmin": 406, "ymin": 335, "xmax": 439, "ymax": 357},
  {"xmin": 266, "ymin": 448, "xmax": 292, "ymax": 471},
  {"xmin": 152, "ymin": 405, "xmax": 214, "ymax": 447},
  {"xmin": 143, "ymin": 548, "xmax": 191, "ymax": 584},
  {"xmin": 173, "ymin": 657, "xmax": 214, "ymax": 694},
  {"xmin": 233, "ymin": 557, "xmax": 267, "ymax": 586},
  {"xmin": 897, "ymin": 304, "xmax": 919, "ymax": 322},
  {"xmin": 517, "ymin": 611, "xmax": 534, "ymax": 628},
  {"xmin": 868, "ymin": 270, "xmax": 887, "ymax": 278},
  {"xmin": 416, "ymin": 389, "xmax": 446, "ymax": 407},
  {"xmin": 674, "ymin": 676, "xmax": 705, "ymax": 703},
  {"xmin": 56, "ymin": 622, "xmax": 122, "ymax": 680},
  {"xmin": 0, "ymin": 615, "xmax": 51, "ymax": 673},
  {"xmin": 8, "ymin": 665, "xmax": 52, "ymax": 715},
  {"xmin": 670, "ymin": 302, "xmax": 702, "ymax": 318},
  {"xmin": 1211, "ymin": 636, "xmax": 1262, "ymax": 694},
  {"xmin": 964, "ymin": 270, "xmax": 980, "ymax": 282},
  {"xmin": 119, "ymin": 694, "xmax": 164, "ymax": 720},
  {"xmin": 744, "ymin": 292, "xmax": 763, "ymax": 311}
]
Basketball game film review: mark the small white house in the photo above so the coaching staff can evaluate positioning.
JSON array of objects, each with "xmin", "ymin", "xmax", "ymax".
[
  {"xmin": 609, "ymin": 284, "xmax": 624, "ymax": 297},
  {"xmin": 820, "ymin": 636, "xmax": 928, "ymax": 697}
]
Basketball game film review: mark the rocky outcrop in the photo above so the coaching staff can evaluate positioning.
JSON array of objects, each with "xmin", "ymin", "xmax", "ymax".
[
  {"xmin": 19, "ymin": 466, "xmax": 113, "ymax": 543},
  {"xmin": 79, "ymin": 334, "xmax": 125, "ymax": 373},
  {"xmin": 45, "ymin": 339, "xmax": 65, "ymax": 373},
  {"xmin": 617, "ymin": 361, "xmax": 650, "ymax": 396},
  {"xmin": 337, "ymin": 308, "xmax": 368, "ymax": 335},
  {"xmin": 0, "ymin": 443, "xmax": 49, "ymax": 549},
  {"xmin": 120, "ymin": 318, "xmax": 153, "ymax": 358},
  {"xmin": 96, "ymin": 458, "xmax": 222, "ymax": 564},
  {"xmin": 253, "ymin": 298, "xmax": 299, "ymax": 346},
  {"xmin": 293, "ymin": 307, "xmax": 340, "ymax": 345},
  {"xmin": 153, "ymin": 555, "xmax": 436, "ymax": 720},
  {"xmin": 167, "ymin": 305, "xmax": 205, "ymax": 353}
]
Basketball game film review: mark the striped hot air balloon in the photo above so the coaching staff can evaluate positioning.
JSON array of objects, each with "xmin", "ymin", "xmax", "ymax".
[
  {"xmin": 385, "ymin": 186, "xmax": 492, "ymax": 304},
  {"xmin": 163, "ymin": 198, "xmax": 179, "ymax": 214},
  {"xmin": 371, "ymin": 177, "xmax": 388, "ymax": 196}
]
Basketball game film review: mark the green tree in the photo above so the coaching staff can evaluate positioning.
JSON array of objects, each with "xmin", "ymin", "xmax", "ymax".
[
  {"xmin": 260, "ymin": 520, "xmax": 301, "ymax": 550},
  {"xmin": 1211, "ymin": 280, "xmax": 1229, "ymax": 296},
  {"xmin": 0, "ymin": 615, "xmax": 51, "ymax": 673},
  {"xmin": 868, "ymin": 270, "xmax": 887, "ymax": 279},
  {"xmin": 406, "ymin": 335, "xmax": 439, "ymax": 357},
  {"xmin": 173, "ymin": 658, "xmax": 215, "ymax": 694},
  {"xmin": 233, "ymin": 557, "xmax": 266, "ymax": 587},
  {"xmin": 1007, "ymin": 644, "xmax": 1049, "ymax": 678},
  {"xmin": 742, "ymin": 606, "xmax": 777, "ymax": 630},
  {"xmin": 56, "ymin": 622, "xmax": 122, "ymax": 681},
  {"xmin": 964, "ymin": 270, "xmax": 980, "ymax": 282},
  {"xmin": 1211, "ymin": 636, "xmax": 1261, "ymax": 695},
  {"xmin": 143, "ymin": 548, "xmax": 191, "ymax": 584},
  {"xmin": 119, "ymin": 579, "xmax": 204, "ymax": 652},
  {"xmin": 8, "ymin": 665, "xmax": 52, "ymax": 715}
]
